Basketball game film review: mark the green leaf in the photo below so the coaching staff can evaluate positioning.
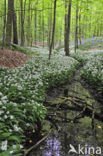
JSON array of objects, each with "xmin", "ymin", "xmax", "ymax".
[{"xmin": 8, "ymin": 136, "xmax": 21, "ymax": 143}]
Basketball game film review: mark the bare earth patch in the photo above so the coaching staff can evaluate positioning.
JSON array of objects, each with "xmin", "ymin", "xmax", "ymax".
[{"xmin": 0, "ymin": 47, "xmax": 28, "ymax": 69}]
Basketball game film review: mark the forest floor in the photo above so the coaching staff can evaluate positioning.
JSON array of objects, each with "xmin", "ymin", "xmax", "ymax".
[
  {"xmin": 0, "ymin": 38, "xmax": 103, "ymax": 155},
  {"xmin": 0, "ymin": 46, "xmax": 28, "ymax": 69}
]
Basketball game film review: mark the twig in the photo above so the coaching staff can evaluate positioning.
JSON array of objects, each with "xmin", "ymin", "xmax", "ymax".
[
  {"xmin": 72, "ymin": 103, "xmax": 87, "ymax": 120},
  {"xmin": 59, "ymin": 96, "xmax": 102, "ymax": 110},
  {"xmin": 24, "ymin": 131, "xmax": 51, "ymax": 156}
]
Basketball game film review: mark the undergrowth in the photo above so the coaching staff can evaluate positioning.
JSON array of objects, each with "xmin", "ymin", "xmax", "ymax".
[{"xmin": 0, "ymin": 53, "xmax": 80, "ymax": 155}]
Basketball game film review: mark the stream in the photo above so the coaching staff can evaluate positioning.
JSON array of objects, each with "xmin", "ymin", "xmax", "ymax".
[{"xmin": 29, "ymin": 68, "xmax": 103, "ymax": 156}]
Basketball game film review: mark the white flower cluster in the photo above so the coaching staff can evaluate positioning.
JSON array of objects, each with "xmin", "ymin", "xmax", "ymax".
[
  {"xmin": 1, "ymin": 140, "xmax": 8, "ymax": 151},
  {"xmin": 0, "ymin": 50, "xmax": 79, "ymax": 155},
  {"xmin": 81, "ymin": 50, "xmax": 103, "ymax": 93}
]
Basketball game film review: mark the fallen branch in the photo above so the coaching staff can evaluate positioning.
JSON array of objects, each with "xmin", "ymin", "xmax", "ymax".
[
  {"xmin": 24, "ymin": 131, "xmax": 51, "ymax": 156},
  {"xmin": 46, "ymin": 98, "xmax": 103, "ymax": 122},
  {"xmin": 59, "ymin": 96, "xmax": 103, "ymax": 110},
  {"xmin": 72, "ymin": 103, "xmax": 87, "ymax": 121}
]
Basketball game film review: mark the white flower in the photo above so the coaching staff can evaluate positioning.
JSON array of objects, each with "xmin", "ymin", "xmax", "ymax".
[
  {"xmin": 0, "ymin": 110, "xmax": 4, "ymax": 115},
  {"xmin": 0, "ymin": 101, "xmax": 2, "ymax": 105},
  {"xmin": 13, "ymin": 145, "xmax": 16, "ymax": 149},
  {"xmin": 0, "ymin": 92, "xmax": 2, "ymax": 96},
  {"xmin": 13, "ymin": 103, "xmax": 17, "ymax": 107},
  {"xmin": 10, "ymin": 151, "xmax": 13, "ymax": 154},
  {"xmin": 6, "ymin": 111, "xmax": 10, "ymax": 114},
  {"xmin": 1, "ymin": 140, "xmax": 8, "ymax": 151},
  {"xmin": 2, "ymin": 106, "xmax": 6, "ymax": 109},
  {"xmin": 2, "ymin": 100, "xmax": 8, "ymax": 104},
  {"xmin": 2, "ymin": 96, "xmax": 7, "ymax": 100},
  {"xmin": 26, "ymin": 123, "xmax": 30, "ymax": 127},
  {"xmin": 4, "ymin": 115, "xmax": 8, "ymax": 119},
  {"xmin": 10, "ymin": 115, "xmax": 14, "ymax": 119},
  {"xmin": 9, "ymin": 129, "xmax": 12, "ymax": 132},
  {"xmin": 20, "ymin": 145, "xmax": 23, "ymax": 149},
  {"xmin": 14, "ymin": 125, "xmax": 20, "ymax": 131}
]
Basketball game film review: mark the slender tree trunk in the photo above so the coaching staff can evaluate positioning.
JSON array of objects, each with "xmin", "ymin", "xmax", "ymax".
[
  {"xmin": 82, "ymin": 15, "xmax": 85, "ymax": 39},
  {"xmin": 100, "ymin": 20, "xmax": 102, "ymax": 36},
  {"xmin": 59, "ymin": 26, "xmax": 62, "ymax": 46},
  {"xmin": 34, "ymin": 10, "xmax": 37, "ymax": 45},
  {"xmin": 5, "ymin": 0, "xmax": 14, "ymax": 46},
  {"xmin": 20, "ymin": 0, "xmax": 26, "ymax": 46},
  {"xmin": 74, "ymin": 2, "xmax": 78, "ymax": 53},
  {"xmin": 27, "ymin": 0, "xmax": 31, "ymax": 46},
  {"xmin": 2, "ymin": 0, "xmax": 6, "ymax": 48},
  {"xmin": 31, "ymin": 11, "xmax": 33, "ymax": 46},
  {"xmin": 85, "ymin": 16, "xmax": 88, "ymax": 38},
  {"xmin": 39, "ymin": 13, "xmax": 41, "ymax": 43},
  {"xmin": 79, "ymin": 9, "xmax": 82, "ymax": 45},
  {"xmin": 18, "ymin": 10, "xmax": 21, "ymax": 42},
  {"xmin": 48, "ymin": 2, "xmax": 52, "ymax": 48},
  {"xmin": 64, "ymin": 0, "xmax": 68, "ymax": 52},
  {"xmin": 65, "ymin": 0, "xmax": 72, "ymax": 56},
  {"xmin": 49, "ymin": 0, "xmax": 57, "ymax": 59},
  {"xmin": 42, "ymin": 0, "xmax": 45, "ymax": 47},
  {"xmin": 34, "ymin": 0, "xmax": 38, "ymax": 46},
  {"xmin": 48, "ymin": 17, "xmax": 51, "ymax": 47},
  {"xmin": 13, "ymin": 11, "xmax": 18, "ymax": 44},
  {"xmin": 42, "ymin": 16, "xmax": 45, "ymax": 47},
  {"xmin": 21, "ymin": 0, "xmax": 24, "ymax": 46},
  {"xmin": 89, "ymin": 15, "xmax": 91, "ymax": 38}
]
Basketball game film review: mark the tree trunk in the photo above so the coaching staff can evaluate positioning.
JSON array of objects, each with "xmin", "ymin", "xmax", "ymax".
[
  {"xmin": 30, "ymin": 11, "xmax": 33, "ymax": 46},
  {"xmin": 2, "ymin": 0, "xmax": 6, "ymax": 48},
  {"xmin": 49, "ymin": 0, "xmax": 57, "ymax": 60},
  {"xmin": 42, "ymin": 0, "xmax": 45, "ymax": 47},
  {"xmin": 13, "ymin": 11, "xmax": 18, "ymax": 44},
  {"xmin": 21, "ymin": 0, "xmax": 24, "ymax": 46},
  {"xmin": 34, "ymin": 0, "xmax": 38, "ymax": 46},
  {"xmin": 59, "ymin": 26, "xmax": 62, "ymax": 46},
  {"xmin": 79, "ymin": 9, "xmax": 82, "ymax": 45},
  {"xmin": 27, "ymin": 0, "xmax": 31, "ymax": 46},
  {"xmin": 42, "ymin": 16, "xmax": 45, "ymax": 47},
  {"xmin": 48, "ymin": 2, "xmax": 52, "ymax": 48},
  {"xmin": 5, "ymin": 0, "xmax": 14, "ymax": 46},
  {"xmin": 74, "ymin": 2, "xmax": 78, "ymax": 53},
  {"xmin": 64, "ymin": 0, "xmax": 68, "ymax": 53},
  {"xmin": 34, "ymin": 11, "xmax": 37, "ymax": 45},
  {"xmin": 89, "ymin": 15, "xmax": 91, "ymax": 38},
  {"xmin": 20, "ymin": 0, "xmax": 26, "ymax": 46},
  {"xmin": 39, "ymin": 13, "xmax": 41, "ymax": 43},
  {"xmin": 34, "ymin": 12, "xmax": 37, "ymax": 45},
  {"xmin": 64, "ymin": 0, "xmax": 72, "ymax": 56}
]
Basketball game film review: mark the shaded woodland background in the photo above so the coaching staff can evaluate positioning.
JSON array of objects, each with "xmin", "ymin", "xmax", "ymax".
[{"xmin": 0, "ymin": 0, "xmax": 103, "ymax": 55}]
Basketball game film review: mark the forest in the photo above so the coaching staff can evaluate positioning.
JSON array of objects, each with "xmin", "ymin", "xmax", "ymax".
[{"xmin": 0, "ymin": 0, "xmax": 103, "ymax": 156}]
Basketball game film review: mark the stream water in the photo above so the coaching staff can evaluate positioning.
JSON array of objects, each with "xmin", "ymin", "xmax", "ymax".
[{"xmin": 29, "ymin": 69, "xmax": 103, "ymax": 156}]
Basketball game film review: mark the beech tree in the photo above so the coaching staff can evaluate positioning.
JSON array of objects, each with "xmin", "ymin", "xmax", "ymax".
[
  {"xmin": 64, "ymin": 0, "xmax": 72, "ymax": 56},
  {"xmin": 49, "ymin": 0, "xmax": 57, "ymax": 59},
  {"xmin": 13, "ymin": 10, "xmax": 18, "ymax": 44},
  {"xmin": 5, "ymin": 0, "xmax": 18, "ymax": 46},
  {"xmin": 5, "ymin": 0, "xmax": 14, "ymax": 46},
  {"xmin": 20, "ymin": 0, "xmax": 25, "ymax": 46},
  {"xmin": 2, "ymin": 0, "xmax": 6, "ymax": 47},
  {"xmin": 0, "ymin": 0, "xmax": 102, "ymax": 50},
  {"xmin": 74, "ymin": 0, "xmax": 78, "ymax": 53}
]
